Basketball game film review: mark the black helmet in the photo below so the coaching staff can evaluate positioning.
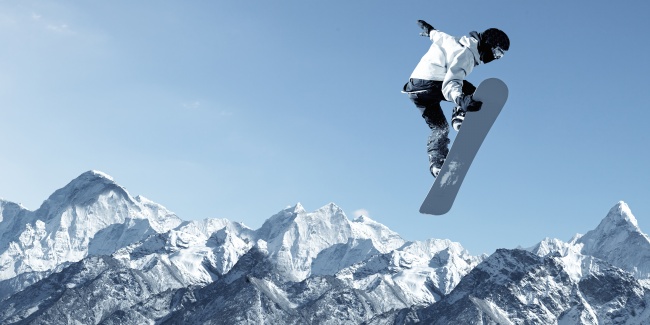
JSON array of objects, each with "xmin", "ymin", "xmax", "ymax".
[
  {"xmin": 478, "ymin": 28, "xmax": 510, "ymax": 63},
  {"xmin": 482, "ymin": 28, "xmax": 510, "ymax": 51}
]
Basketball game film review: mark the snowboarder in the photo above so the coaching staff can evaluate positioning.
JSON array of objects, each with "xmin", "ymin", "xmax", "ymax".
[{"xmin": 403, "ymin": 20, "xmax": 510, "ymax": 177}]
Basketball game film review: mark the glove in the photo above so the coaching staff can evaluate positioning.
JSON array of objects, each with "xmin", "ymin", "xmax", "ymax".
[
  {"xmin": 417, "ymin": 20, "xmax": 435, "ymax": 37},
  {"xmin": 458, "ymin": 94, "xmax": 482, "ymax": 112}
]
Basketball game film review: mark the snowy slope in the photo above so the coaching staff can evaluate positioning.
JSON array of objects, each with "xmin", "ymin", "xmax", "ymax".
[
  {"xmin": 372, "ymin": 249, "xmax": 650, "ymax": 324},
  {"xmin": 112, "ymin": 217, "xmax": 255, "ymax": 287},
  {"xmin": 577, "ymin": 201, "xmax": 650, "ymax": 279},
  {"xmin": 335, "ymin": 238, "xmax": 484, "ymax": 311},
  {"xmin": 530, "ymin": 201, "xmax": 650, "ymax": 287},
  {"xmin": 1, "ymin": 171, "xmax": 650, "ymax": 324},
  {"xmin": 256, "ymin": 203, "xmax": 407, "ymax": 282},
  {"xmin": 0, "ymin": 171, "xmax": 182, "ymax": 282}
]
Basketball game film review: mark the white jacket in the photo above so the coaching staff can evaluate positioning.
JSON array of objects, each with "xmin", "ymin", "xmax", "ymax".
[{"xmin": 410, "ymin": 30, "xmax": 480, "ymax": 105}]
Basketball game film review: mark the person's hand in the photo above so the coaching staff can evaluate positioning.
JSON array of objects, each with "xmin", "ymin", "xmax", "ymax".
[
  {"xmin": 458, "ymin": 94, "xmax": 482, "ymax": 112},
  {"xmin": 417, "ymin": 20, "xmax": 434, "ymax": 37}
]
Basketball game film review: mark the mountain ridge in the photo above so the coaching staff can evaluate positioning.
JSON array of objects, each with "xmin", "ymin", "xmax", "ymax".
[{"xmin": 0, "ymin": 171, "xmax": 648, "ymax": 324}]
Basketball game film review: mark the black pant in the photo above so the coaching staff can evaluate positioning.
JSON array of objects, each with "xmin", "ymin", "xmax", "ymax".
[{"xmin": 404, "ymin": 78, "xmax": 476, "ymax": 174}]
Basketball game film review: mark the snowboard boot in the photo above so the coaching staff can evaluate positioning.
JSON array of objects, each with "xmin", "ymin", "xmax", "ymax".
[
  {"xmin": 451, "ymin": 106, "xmax": 466, "ymax": 131},
  {"xmin": 430, "ymin": 159, "xmax": 444, "ymax": 178}
]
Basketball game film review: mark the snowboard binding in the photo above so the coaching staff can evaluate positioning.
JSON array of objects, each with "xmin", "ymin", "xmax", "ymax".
[{"xmin": 451, "ymin": 106, "xmax": 465, "ymax": 131}]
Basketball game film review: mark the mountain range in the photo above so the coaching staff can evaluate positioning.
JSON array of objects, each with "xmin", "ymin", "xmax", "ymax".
[{"xmin": 0, "ymin": 170, "xmax": 649, "ymax": 324}]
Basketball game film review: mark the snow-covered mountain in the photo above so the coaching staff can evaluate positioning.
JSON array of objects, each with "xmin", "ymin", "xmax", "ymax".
[
  {"xmin": 0, "ymin": 171, "xmax": 183, "ymax": 301},
  {"xmin": 0, "ymin": 171, "xmax": 649, "ymax": 324}
]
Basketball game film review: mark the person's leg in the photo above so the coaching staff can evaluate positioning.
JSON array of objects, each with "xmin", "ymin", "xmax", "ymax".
[
  {"xmin": 422, "ymin": 105, "xmax": 449, "ymax": 177},
  {"xmin": 406, "ymin": 80, "xmax": 449, "ymax": 177}
]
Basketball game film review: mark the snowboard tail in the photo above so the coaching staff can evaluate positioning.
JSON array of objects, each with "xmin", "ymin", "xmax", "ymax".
[{"xmin": 420, "ymin": 78, "xmax": 508, "ymax": 215}]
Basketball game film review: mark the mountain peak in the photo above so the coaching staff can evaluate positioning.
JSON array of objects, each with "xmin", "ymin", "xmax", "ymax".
[
  {"xmin": 353, "ymin": 214, "xmax": 371, "ymax": 223},
  {"xmin": 317, "ymin": 202, "xmax": 343, "ymax": 214},
  {"xmin": 601, "ymin": 201, "xmax": 638, "ymax": 230},
  {"xmin": 41, "ymin": 170, "xmax": 129, "ymax": 210},
  {"xmin": 291, "ymin": 202, "xmax": 306, "ymax": 214},
  {"xmin": 580, "ymin": 201, "xmax": 645, "ymax": 248},
  {"xmin": 67, "ymin": 170, "xmax": 117, "ymax": 189},
  {"xmin": 573, "ymin": 201, "xmax": 650, "ymax": 279},
  {"xmin": 86, "ymin": 170, "xmax": 115, "ymax": 182}
]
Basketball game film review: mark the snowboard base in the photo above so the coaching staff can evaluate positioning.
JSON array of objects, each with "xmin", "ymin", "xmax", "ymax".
[{"xmin": 420, "ymin": 78, "xmax": 508, "ymax": 215}]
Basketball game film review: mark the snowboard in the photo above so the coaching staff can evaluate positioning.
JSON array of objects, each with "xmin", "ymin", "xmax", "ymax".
[{"xmin": 420, "ymin": 78, "xmax": 508, "ymax": 215}]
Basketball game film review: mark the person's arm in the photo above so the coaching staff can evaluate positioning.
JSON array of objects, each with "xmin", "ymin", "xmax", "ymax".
[
  {"xmin": 442, "ymin": 51, "xmax": 482, "ymax": 111},
  {"xmin": 442, "ymin": 50, "xmax": 473, "ymax": 104}
]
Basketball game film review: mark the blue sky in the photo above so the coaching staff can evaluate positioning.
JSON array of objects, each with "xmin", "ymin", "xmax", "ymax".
[{"xmin": 1, "ymin": 1, "xmax": 649, "ymax": 255}]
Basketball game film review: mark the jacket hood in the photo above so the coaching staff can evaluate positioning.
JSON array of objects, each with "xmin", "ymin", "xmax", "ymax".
[
  {"xmin": 469, "ymin": 31, "xmax": 481, "ymax": 41},
  {"xmin": 460, "ymin": 33, "xmax": 481, "ymax": 66}
]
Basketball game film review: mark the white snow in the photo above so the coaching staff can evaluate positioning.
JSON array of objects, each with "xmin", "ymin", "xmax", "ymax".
[
  {"xmin": 248, "ymin": 277, "xmax": 298, "ymax": 310},
  {"xmin": 0, "ymin": 171, "xmax": 182, "ymax": 282},
  {"xmin": 440, "ymin": 161, "xmax": 461, "ymax": 186},
  {"xmin": 529, "ymin": 201, "xmax": 650, "ymax": 281},
  {"xmin": 2, "ymin": 172, "xmax": 650, "ymax": 324},
  {"xmin": 470, "ymin": 296, "xmax": 515, "ymax": 325}
]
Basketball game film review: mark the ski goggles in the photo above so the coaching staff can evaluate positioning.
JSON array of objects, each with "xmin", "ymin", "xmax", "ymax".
[{"xmin": 492, "ymin": 46, "xmax": 506, "ymax": 60}]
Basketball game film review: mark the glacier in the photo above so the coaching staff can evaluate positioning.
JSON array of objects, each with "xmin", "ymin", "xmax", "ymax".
[{"xmin": 0, "ymin": 171, "xmax": 649, "ymax": 324}]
